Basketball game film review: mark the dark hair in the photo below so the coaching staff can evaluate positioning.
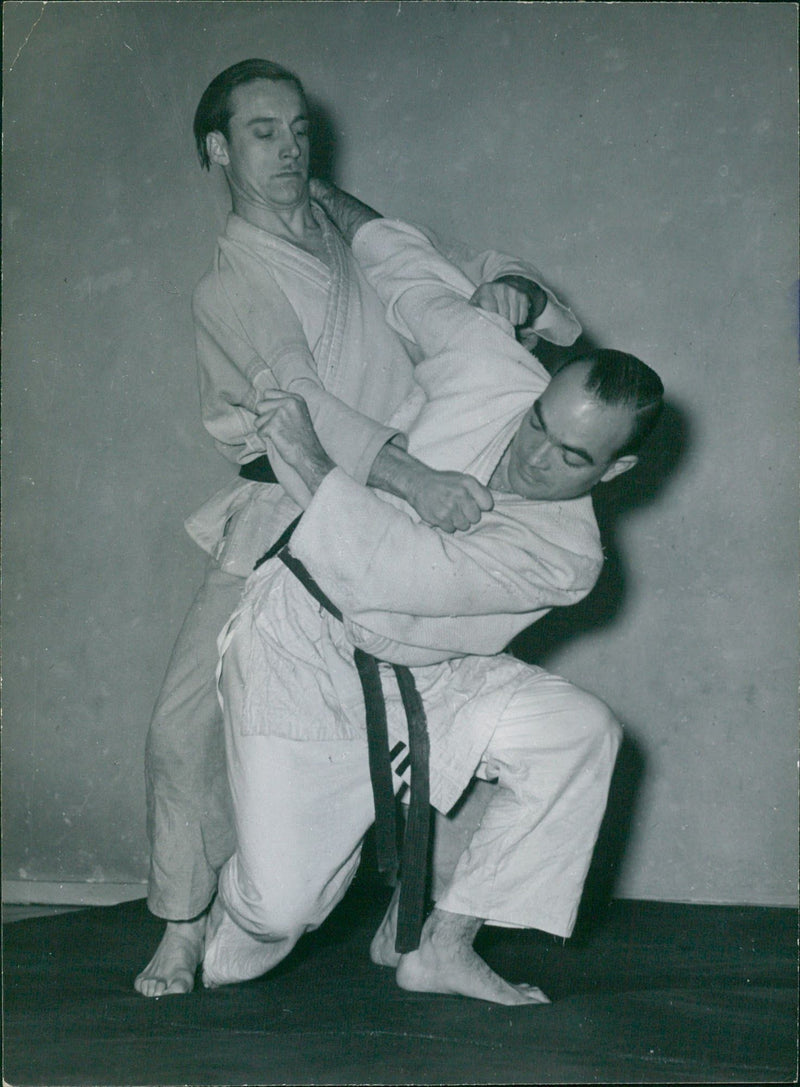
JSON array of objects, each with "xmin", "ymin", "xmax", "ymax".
[
  {"xmin": 558, "ymin": 349, "xmax": 664, "ymax": 456},
  {"xmin": 193, "ymin": 59, "xmax": 306, "ymax": 169}
]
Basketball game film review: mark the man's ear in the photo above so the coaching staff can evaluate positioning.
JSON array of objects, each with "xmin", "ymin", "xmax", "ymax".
[
  {"xmin": 600, "ymin": 454, "xmax": 638, "ymax": 484},
  {"xmin": 206, "ymin": 131, "xmax": 230, "ymax": 167}
]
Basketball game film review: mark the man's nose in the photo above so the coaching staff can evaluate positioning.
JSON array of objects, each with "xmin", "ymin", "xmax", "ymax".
[
  {"xmin": 279, "ymin": 131, "xmax": 301, "ymax": 158},
  {"xmin": 528, "ymin": 437, "xmax": 553, "ymax": 467}
]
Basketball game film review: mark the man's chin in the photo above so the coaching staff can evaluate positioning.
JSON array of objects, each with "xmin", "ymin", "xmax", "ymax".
[{"xmin": 268, "ymin": 176, "xmax": 307, "ymax": 201}]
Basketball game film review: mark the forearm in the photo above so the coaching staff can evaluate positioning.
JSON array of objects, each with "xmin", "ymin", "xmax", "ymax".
[
  {"xmin": 284, "ymin": 440, "xmax": 335, "ymax": 501},
  {"xmin": 291, "ymin": 468, "xmax": 598, "ymax": 619},
  {"xmin": 280, "ymin": 377, "xmax": 402, "ymax": 486},
  {"xmin": 367, "ymin": 438, "xmax": 493, "ymax": 534},
  {"xmin": 366, "ymin": 439, "xmax": 427, "ymax": 505},
  {"xmin": 315, "ymin": 183, "xmax": 579, "ymax": 346},
  {"xmin": 311, "ymin": 179, "xmax": 382, "ymax": 244},
  {"xmin": 261, "ymin": 406, "xmax": 410, "ymax": 512},
  {"xmin": 393, "ymin": 225, "xmax": 582, "ymax": 346}
]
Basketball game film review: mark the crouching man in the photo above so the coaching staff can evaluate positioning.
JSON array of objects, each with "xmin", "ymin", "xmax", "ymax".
[{"xmin": 201, "ymin": 198, "xmax": 664, "ymax": 1005}]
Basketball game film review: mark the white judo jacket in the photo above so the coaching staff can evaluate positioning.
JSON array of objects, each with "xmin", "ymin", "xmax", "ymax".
[{"xmin": 219, "ymin": 220, "xmax": 601, "ymax": 811}]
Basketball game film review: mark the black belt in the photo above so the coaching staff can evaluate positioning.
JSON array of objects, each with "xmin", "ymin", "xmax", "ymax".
[
  {"xmin": 255, "ymin": 519, "xmax": 431, "ymax": 953},
  {"xmin": 239, "ymin": 454, "xmax": 279, "ymax": 484}
]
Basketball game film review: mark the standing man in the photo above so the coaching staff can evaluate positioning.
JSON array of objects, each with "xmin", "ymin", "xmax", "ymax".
[{"xmin": 135, "ymin": 59, "xmax": 582, "ymax": 997}]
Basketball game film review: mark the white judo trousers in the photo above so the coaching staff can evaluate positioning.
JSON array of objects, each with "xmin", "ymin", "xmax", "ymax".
[{"xmin": 204, "ymin": 611, "xmax": 621, "ymax": 984}]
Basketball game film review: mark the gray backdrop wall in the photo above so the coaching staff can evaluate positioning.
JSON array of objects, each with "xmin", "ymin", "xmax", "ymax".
[{"xmin": 3, "ymin": 1, "xmax": 797, "ymax": 907}]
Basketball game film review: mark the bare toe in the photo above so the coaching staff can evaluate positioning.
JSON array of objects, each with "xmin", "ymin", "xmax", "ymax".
[
  {"xmin": 134, "ymin": 918, "xmax": 205, "ymax": 997},
  {"xmin": 517, "ymin": 983, "xmax": 551, "ymax": 1004},
  {"xmin": 395, "ymin": 919, "xmax": 551, "ymax": 1007}
]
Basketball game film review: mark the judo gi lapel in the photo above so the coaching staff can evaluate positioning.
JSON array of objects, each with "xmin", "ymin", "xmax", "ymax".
[
  {"xmin": 222, "ymin": 213, "xmax": 351, "ymax": 389},
  {"xmin": 313, "ymin": 206, "xmax": 354, "ymax": 399}
]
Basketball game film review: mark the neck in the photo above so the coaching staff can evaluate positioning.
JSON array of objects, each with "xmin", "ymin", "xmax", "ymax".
[
  {"xmin": 224, "ymin": 163, "xmax": 317, "ymax": 240},
  {"xmin": 231, "ymin": 191, "xmax": 317, "ymax": 239}
]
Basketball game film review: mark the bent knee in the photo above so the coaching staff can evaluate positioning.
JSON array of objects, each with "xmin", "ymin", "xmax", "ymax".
[
  {"xmin": 229, "ymin": 882, "xmax": 314, "ymax": 942},
  {"xmin": 219, "ymin": 864, "xmax": 317, "ymax": 942},
  {"xmin": 222, "ymin": 893, "xmax": 309, "ymax": 944},
  {"xmin": 497, "ymin": 678, "xmax": 623, "ymax": 758},
  {"xmin": 575, "ymin": 692, "xmax": 622, "ymax": 752},
  {"xmin": 516, "ymin": 678, "xmax": 621, "ymax": 748}
]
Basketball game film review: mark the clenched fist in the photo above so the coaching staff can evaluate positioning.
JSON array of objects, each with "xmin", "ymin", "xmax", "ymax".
[
  {"xmin": 406, "ymin": 465, "xmax": 494, "ymax": 533},
  {"xmin": 469, "ymin": 275, "xmax": 547, "ymax": 330}
]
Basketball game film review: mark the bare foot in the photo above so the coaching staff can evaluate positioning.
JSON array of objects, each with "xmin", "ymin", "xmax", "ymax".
[
  {"xmin": 395, "ymin": 908, "xmax": 550, "ymax": 1006},
  {"xmin": 134, "ymin": 916, "xmax": 206, "ymax": 997},
  {"xmin": 202, "ymin": 895, "xmax": 294, "ymax": 988},
  {"xmin": 370, "ymin": 885, "xmax": 401, "ymax": 968}
]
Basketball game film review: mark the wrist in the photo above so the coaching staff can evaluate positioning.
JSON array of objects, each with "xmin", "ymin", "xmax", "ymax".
[
  {"xmin": 299, "ymin": 446, "xmax": 335, "ymax": 496},
  {"xmin": 368, "ymin": 441, "xmax": 425, "ymax": 503},
  {"xmin": 273, "ymin": 434, "xmax": 334, "ymax": 496}
]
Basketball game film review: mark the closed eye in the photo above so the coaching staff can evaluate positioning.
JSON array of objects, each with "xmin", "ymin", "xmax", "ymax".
[{"xmin": 533, "ymin": 399, "xmax": 594, "ymax": 466}]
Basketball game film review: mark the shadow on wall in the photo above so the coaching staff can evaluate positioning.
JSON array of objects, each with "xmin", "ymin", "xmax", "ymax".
[
  {"xmin": 572, "ymin": 734, "xmax": 646, "ymax": 939},
  {"xmin": 308, "ymin": 97, "xmax": 338, "ymax": 183}
]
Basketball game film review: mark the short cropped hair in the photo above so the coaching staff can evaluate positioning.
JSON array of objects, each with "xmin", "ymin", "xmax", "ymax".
[
  {"xmin": 558, "ymin": 349, "xmax": 664, "ymax": 457},
  {"xmin": 193, "ymin": 59, "xmax": 307, "ymax": 169}
]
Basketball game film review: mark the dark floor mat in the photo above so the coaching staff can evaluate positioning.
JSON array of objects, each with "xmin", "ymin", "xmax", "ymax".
[{"xmin": 3, "ymin": 882, "xmax": 797, "ymax": 1085}]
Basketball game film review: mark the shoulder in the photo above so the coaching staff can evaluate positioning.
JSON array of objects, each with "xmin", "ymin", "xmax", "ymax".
[
  {"xmin": 497, "ymin": 494, "xmax": 603, "ymax": 567},
  {"xmin": 192, "ymin": 258, "xmax": 232, "ymax": 320},
  {"xmin": 192, "ymin": 235, "xmax": 282, "ymax": 321}
]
